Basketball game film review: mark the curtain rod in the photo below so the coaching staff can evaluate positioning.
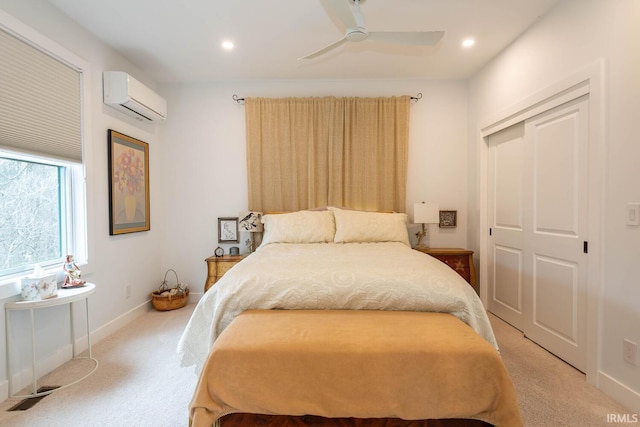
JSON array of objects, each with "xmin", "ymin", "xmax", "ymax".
[{"xmin": 232, "ymin": 93, "xmax": 422, "ymax": 104}]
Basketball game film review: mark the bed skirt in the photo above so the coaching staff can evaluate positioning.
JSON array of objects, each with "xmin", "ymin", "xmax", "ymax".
[{"xmin": 219, "ymin": 414, "xmax": 491, "ymax": 427}]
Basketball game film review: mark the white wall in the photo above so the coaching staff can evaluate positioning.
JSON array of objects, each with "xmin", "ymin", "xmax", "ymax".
[
  {"xmin": 158, "ymin": 80, "xmax": 470, "ymax": 296},
  {"xmin": 468, "ymin": 0, "xmax": 640, "ymax": 411},
  {"xmin": 0, "ymin": 0, "xmax": 166, "ymax": 399}
]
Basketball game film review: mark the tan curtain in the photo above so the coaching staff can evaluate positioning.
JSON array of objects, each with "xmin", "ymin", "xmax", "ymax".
[{"xmin": 246, "ymin": 96, "xmax": 409, "ymax": 213}]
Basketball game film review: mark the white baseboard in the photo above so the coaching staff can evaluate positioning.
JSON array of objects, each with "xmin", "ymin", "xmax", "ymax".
[
  {"xmin": 189, "ymin": 292, "xmax": 202, "ymax": 304},
  {"xmin": 89, "ymin": 299, "xmax": 152, "ymax": 345},
  {"xmin": 598, "ymin": 370, "xmax": 640, "ymax": 414},
  {"xmin": 0, "ymin": 300, "xmax": 153, "ymax": 403},
  {"xmin": 4, "ymin": 345, "xmax": 75, "ymax": 399}
]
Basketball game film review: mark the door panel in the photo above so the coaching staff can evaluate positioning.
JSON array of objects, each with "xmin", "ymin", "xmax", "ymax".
[
  {"xmin": 493, "ymin": 246, "xmax": 523, "ymax": 316},
  {"xmin": 495, "ymin": 137, "xmax": 524, "ymax": 230},
  {"xmin": 534, "ymin": 111, "xmax": 580, "ymax": 236},
  {"xmin": 533, "ymin": 255, "xmax": 579, "ymax": 343}
]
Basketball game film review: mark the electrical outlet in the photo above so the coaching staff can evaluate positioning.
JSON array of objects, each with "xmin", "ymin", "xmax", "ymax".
[
  {"xmin": 627, "ymin": 203, "xmax": 640, "ymax": 226},
  {"xmin": 125, "ymin": 284, "xmax": 131, "ymax": 299},
  {"xmin": 623, "ymin": 339, "xmax": 637, "ymax": 365}
]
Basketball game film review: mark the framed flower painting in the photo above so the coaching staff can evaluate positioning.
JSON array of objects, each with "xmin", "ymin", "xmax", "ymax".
[{"xmin": 108, "ymin": 130, "xmax": 150, "ymax": 235}]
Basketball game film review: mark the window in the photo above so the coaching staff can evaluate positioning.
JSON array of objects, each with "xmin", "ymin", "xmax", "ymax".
[
  {"xmin": 0, "ymin": 17, "xmax": 90, "ymax": 284},
  {"xmin": 0, "ymin": 153, "xmax": 84, "ymax": 277}
]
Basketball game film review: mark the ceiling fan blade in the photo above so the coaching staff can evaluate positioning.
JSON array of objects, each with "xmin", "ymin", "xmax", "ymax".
[
  {"xmin": 367, "ymin": 31, "xmax": 444, "ymax": 46},
  {"xmin": 298, "ymin": 37, "xmax": 348, "ymax": 60},
  {"xmin": 325, "ymin": 0, "xmax": 358, "ymax": 29}
]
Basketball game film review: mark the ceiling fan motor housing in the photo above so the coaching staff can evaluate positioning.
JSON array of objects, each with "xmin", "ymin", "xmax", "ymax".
[{"xmin": 346, "ymin": 29, "xmax": 368, "ymax": 42}]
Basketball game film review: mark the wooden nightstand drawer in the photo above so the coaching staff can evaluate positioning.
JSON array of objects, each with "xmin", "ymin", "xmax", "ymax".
[
  {"xmin": 217, "ymin": 262, "xmax": 236, "ymax": 276},
  {"xmin": 414, "ymin": 247, "xmax": 476, "ymax": 291},
  {"xmin": 204, "ymin": 255, "xmax": 246, "ymax": 292}
]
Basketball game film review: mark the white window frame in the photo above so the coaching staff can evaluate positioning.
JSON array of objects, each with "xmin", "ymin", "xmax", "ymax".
[
  {"xmin": 0, "ymin": 150, "xmax": 85, "ymax": 272},
  {"xmin": 0, "ymin": 10, "xmax": 93, "ymax": 299}
]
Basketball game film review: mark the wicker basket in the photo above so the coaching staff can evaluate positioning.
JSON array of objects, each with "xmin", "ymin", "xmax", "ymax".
[{"xmin": 151, "ymin": 269, "xmax": 189, "ymax": 311}]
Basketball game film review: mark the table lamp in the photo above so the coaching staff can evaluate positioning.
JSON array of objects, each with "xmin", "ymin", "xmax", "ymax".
[
  {"xmin": 239, "ymin": 211, "xmax": 263, "ymax": 253},
  {"xmin": 413, "ymin": 202, "xmax": 439, "ymax": 249}
]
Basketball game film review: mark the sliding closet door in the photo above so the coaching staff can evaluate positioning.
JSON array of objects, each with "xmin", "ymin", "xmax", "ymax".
[
  {"xmin": 487, "ymin": 123, "xmax": 526, "ymax": 330},
  {"xmin": 488, "ymin": 95, "xmax": 589, "ymax": 372},
  {"xmin": 521, "ymin": 95, "xmax": 589, "ymax": 372}
]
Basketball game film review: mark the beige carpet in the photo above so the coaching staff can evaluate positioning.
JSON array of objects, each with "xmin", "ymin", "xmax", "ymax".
[
  {"xmin": 489, "ymin": 313, "xmax": 636, "ymax": 426},
  {"xmin": 0, "ymin": 304, "xmax": 198, "ymax": 427},
  {"xmin": 0, "ymin": 304, "xmax": 635, "ymax": 426}
]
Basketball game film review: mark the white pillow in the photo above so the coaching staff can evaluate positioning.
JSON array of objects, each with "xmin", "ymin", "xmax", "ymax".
[
  {"xmin": 328, "ymin": 207, "xmax": 410, "ymax": 246},
  {"xmin": 261, "ymin": 210, "xmax": 336, "ymax": 246}
]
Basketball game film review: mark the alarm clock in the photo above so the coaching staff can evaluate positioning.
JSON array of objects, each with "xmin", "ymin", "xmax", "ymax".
[{"xmin": 214, "ymin": 246, "xmax": 224, "ymax": 257}]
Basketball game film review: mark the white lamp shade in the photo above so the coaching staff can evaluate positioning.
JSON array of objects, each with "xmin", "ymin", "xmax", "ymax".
[{"xmin": 413, "ymin": 202, "xmax": 439, "ymax": 224}]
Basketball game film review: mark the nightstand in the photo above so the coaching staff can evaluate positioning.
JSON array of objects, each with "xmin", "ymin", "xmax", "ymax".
[
  {"xmin": 204, "ymin": 254, "xmax": 246, "ymax": 292},
  {"xmin": 414, "ymin": 247, "xmax": 477, "ymax": 291}
]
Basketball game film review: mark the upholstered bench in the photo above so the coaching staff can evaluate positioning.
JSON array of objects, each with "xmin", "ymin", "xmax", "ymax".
[{"xmin": 189, "ymin": 310, "xmax": 521, "ymax": 427}]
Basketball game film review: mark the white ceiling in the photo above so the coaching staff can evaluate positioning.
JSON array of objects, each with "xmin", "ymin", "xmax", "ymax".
[{"xmin": 46, "ymin": 0, "xmax": 560, "ymax": 83}]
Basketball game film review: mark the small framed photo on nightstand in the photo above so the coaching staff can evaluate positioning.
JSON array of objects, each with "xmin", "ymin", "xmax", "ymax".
[
  {"xmin": 218, "ymin": 217, "xmax": 239, "ymax": 243},
  {"xmin": 439, "ymin": 210, "xmax": 457, "ymax": 228}
]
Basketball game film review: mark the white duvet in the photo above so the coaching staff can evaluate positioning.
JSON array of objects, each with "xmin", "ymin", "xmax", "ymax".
[{"xmin": 177, "ymin": 242, "xmax": 498, "ymax": 372}]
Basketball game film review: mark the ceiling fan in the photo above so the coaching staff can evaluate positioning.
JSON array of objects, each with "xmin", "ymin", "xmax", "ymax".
[{"xmin": 299, "ymin": 0, "xmax": 444, "ymax": 60}]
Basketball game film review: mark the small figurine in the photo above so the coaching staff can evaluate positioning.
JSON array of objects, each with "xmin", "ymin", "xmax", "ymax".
[{"xmin": 63, "ymin": 255, "xmax": 86, "ymax": 287}]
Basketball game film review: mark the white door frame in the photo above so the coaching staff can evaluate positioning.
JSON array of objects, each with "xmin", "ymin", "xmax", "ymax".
[{"xmin": 477, "ymin": 60, "xmax": 605, "ymax": 384}]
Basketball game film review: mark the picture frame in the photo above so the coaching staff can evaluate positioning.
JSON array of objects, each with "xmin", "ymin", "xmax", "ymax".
[
  {"xmin": 439, "ymin": 210, "xmax": 457, "ymax": 228},
  {"xmin": 218, "ymin": 217, "xmax": 239, "ymax": 243},
  {"xmin": 108, "ymin": 130, "xmax": 150, "ymax": 235}
]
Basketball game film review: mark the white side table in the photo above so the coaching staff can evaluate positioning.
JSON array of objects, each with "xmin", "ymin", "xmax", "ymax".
[{"xmin": 5, "ymin": 282, "xmax": 98, "ymax": 398}]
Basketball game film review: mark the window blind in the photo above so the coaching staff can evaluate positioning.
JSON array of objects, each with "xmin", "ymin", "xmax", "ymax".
[{"xmin": 0, "ymin": 28, "xmax": 82, "ymax": 163}]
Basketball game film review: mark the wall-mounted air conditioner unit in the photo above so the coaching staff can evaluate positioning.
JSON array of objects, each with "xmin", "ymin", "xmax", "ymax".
[{"xmin": 103, "ymin": 71, "xmax": 167, "ymax": 122}]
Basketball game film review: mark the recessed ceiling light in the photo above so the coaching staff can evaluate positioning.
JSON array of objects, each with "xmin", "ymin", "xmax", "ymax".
[
  {"xmin": 221, "ymin": 40, "xmax": 234, "ymax": 50},
  {"xmin": 462, "ymin": 38, "xmax": 475, "ymax": 48}
]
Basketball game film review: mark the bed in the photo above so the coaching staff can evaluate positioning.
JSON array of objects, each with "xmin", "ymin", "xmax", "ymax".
[{"xmin": 177, "ymin": 208, "xmax": 522, "ymax": 427}]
